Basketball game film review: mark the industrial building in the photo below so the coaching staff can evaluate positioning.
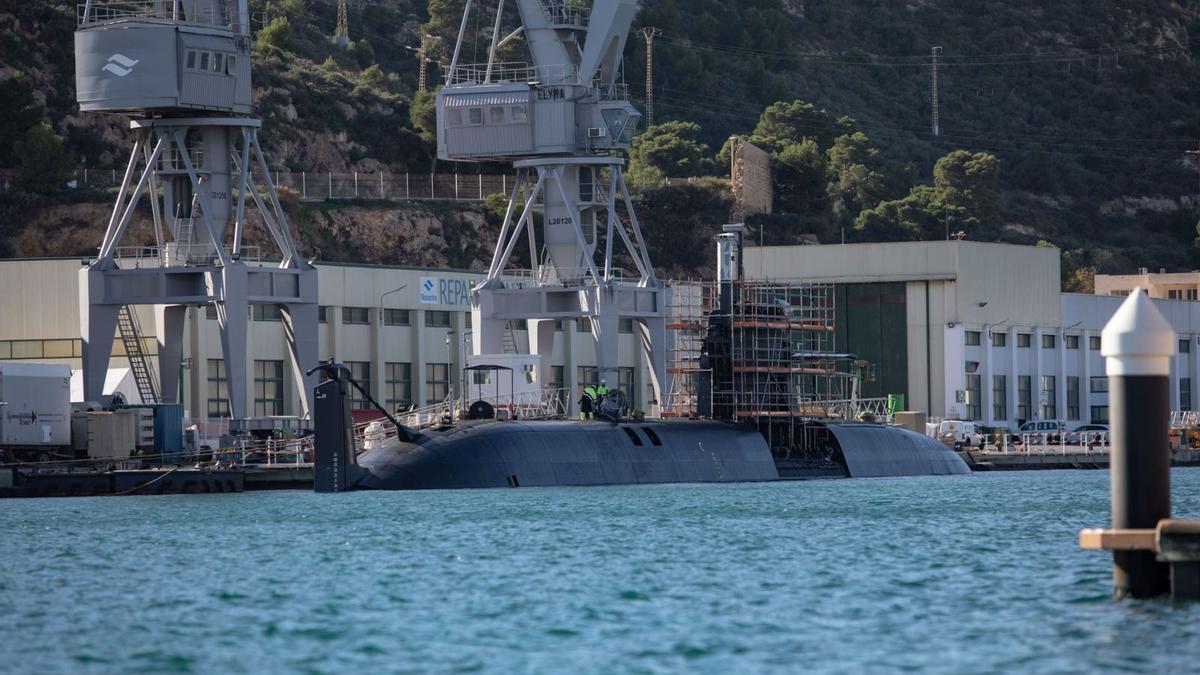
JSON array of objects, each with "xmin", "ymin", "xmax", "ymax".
[
  {"xmin": 5, "ymin": 239, "xmax": 1200, "ymax": 430},
  {"xmin": 0, "ymin": 257, "xmax": 656, "ymax": 422},
  {"xmin": 746, "ymin": 240, "xmax": 1200, "ymax": 428}
]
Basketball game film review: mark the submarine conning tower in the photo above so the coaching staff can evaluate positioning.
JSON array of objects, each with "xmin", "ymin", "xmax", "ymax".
[
  {"xmin": 74, "ymin": 0, "xmax": 317, "ymax": 421},
  {"xmin": 436, "ymin": 0, "xmax": 666, "ymax": 410}
]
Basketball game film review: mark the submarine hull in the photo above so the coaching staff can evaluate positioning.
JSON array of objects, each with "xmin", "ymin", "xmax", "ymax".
[
  {"xmin": 350, "ymin": 418, "xmax": 969, "ymax": 490},
  {"xmin": 355, "ymin": 419, "xmax": 778, "ymax": 490}
]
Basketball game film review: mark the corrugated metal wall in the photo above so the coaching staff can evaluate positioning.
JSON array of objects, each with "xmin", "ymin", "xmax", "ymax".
[{"xmin": 834, "ymin": 283, "xmax": 908, "ymax": 402}]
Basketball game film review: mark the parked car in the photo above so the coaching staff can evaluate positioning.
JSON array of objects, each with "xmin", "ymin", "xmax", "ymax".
[
  {"xmin": 1067, "ymin": 424, "xmax": 1109, "ymax": 445},
  {"xmin": 931, "ymin": 420, "xmax": 986, "ymax": 449},
  {"xmin": 1016, "ymin": 420, "xmax": 1067, "ymax": 443}
]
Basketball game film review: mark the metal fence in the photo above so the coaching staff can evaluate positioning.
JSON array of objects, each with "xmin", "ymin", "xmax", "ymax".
[{"xmin": 1, "ymin": 168, "xmax": 517, "ymax": 203}]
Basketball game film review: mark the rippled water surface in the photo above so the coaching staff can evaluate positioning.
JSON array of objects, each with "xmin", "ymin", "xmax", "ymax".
[{"xmin": 3, "ymin": 469, "xmax": 1200, "ymax": 674}]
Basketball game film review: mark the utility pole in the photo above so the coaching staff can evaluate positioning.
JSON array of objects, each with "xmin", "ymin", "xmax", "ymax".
[
  {"xmin": 335, "ymin": 0, "xmax": 349, "ymax": 49},
  {"xmin": 931, "ymin": 46, "xmax": 942, "ymax": 137},
  {"xmin": 1186, "ymin": 142, "xmax": 1200, "ymax": 210},
  {"xmin": 417, "ymin": 36, "xmax": 430, "ymax": 93},
  {"xmin": 641, "ymin": 27, "xmax": 660, "ymax": 127}
]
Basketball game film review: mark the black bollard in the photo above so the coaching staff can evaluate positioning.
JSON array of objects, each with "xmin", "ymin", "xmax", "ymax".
[{"xmin": 1101, "ymin": 289, "xmax": 1174, "ymax": 598}]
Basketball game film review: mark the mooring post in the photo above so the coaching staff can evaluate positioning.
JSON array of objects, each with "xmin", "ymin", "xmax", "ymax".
[{"xmin": 1101, "ymin": 288, "xmax": 1174, "ymax": 598}]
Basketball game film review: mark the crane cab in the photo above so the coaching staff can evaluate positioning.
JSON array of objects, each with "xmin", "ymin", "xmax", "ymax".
[{"xmin": 74, "ymin": 2, "xmax": 251, "ymax": 115}]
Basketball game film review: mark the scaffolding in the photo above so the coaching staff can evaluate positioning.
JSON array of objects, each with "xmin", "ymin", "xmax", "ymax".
[
  {"xmin": 664, "ymin": 280, "xmax": 868, "ymax": 420},
  {"xmin": 664, "ymin": 281, "xmax": 716, "ymax": 418}
]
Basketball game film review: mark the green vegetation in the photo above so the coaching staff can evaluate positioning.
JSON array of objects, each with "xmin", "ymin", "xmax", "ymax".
[{"xmin": 2, "ymin": 0, "xmax": 1199, "ymax": 278}]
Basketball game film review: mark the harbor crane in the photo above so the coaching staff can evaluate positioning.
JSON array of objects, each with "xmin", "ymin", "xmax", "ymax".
[
  {"xmin": 74, "ymin": 0, "xmax": 318, "ymax": 421},
  {"xmin": 436, "ymin": 0, "xmax": 667, "ymax": 408}
]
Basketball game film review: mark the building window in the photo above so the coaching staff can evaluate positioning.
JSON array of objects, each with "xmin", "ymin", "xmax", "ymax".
[
  {"xmin": 966, "ymin": 373, "xmax": 981, "ymax": 421},
  {"xmin": 506, "ymin": 319, "xmax": 528, "ymax": 331},
  {"xmin": 468, "ymin": 107, "xmax": 483, "ymax": 125},
  {"xmin": 318, "ymin": 306, "xmax": 329, "ymax": 324},
  {"xmin": 206, "ymin": 304, "xmax": 218, "ymax": 320},
  {"xmin": 199, "ymin": 51, "xmax": 210, "ymax": 71},
  {"xmin": 186, "ymin": 50, "xmax": 196, "ymax": 69},
  {"xmin": 1042, "ymin": 334, "xmax": 1056, "ymax": 349},
  {"xmin": 426, "ymin": 363, "xmax": 449, "ymax": 404},
  {"xmin": 992, "ymin": 375, "xmax": 1007, "ymax": 421},
  {"xmin": 254, "ymin": 360, "xmax": 284, "ymax": 416},
  {"xmin": 991, "ymin": 332, "xmax": 1006, "ymax": 348},
  {"xmin": 1110, "ymin": 290, "xmax": 1130, "ymax": 297},
  {"xmin": 1180, "ymin": 339, "xmax": 1191, "ymax": 354},
  {"xmin": 1017, "ymin": 375, "xmax": 1032, "ymax": 421},
  {"xmin": 577, "ymin": 366, "xmax": 598, "ymax": 399},
  {"xmin": 619, "ymin": 367, "xmax": 636, "ymax": 409},
  {"xmin": 464, "ymin": 312, "xmax": 472, "ymax": 328},
  {"xmin": 490, "ymin": 106, "xmax": 505, "ymax": 123},
  {"xmin": 347, "ymin": 361, "xmax": 371, "ymax": 408},
  {"xmin": 577, "ymin": 318, "xmax": 592, "ymax": 333},
  {"xmin": 252, "ymin": 304, "xmax": 283, "ymax": 322},
  {"xmin": 965, "ymin": 331, "xmax": 981, "ymax": 346},
  {"xmin": 1065, "ymin": 335, "xmax": 1079, "ymax": 349},
  {"xmin": 1169, "ymin": 290, "xmax": 1183, "ymax": 300},
  {"xmin": 1067, "ymin": 376, "xmax": 1080, "ymax": 421},
  {"xmin": 207, "ymin": 359, "xmax": 229, "ymax": 417},
  {"xmin": 385, "ymin": 362, "xmax": 412, "ymax": 411},
  {"xmin": 549, "ymin": 365, "xmax": 565, "ymax": 392},
  {"xmin": 426, "ymin": 310, "xmax": 451, "ymax": 328},
  {"xmin": 1041, "ymin": 376, "xmax": 1056, "ymax": 420},
  {"xmin": 1091, "ymin": 406, "xmax": 1109, "ymax": 425},
  {"xmin": 1089, "ymin": 335, "xmax": 1101, "ymax": 350},
  {"xmin": 1090, "ymin": 376, "xmax": 1109, "ymax": 393},
  {"xmin": 448, "ymin": 109, "xmax": 463, "ymax": 126},
  {"xmin": 511, "ymin": 104, "xmax": 528, "ymax": 122},
  {"xmin": 342, "ymin": 307, "xmax": 370, "ymax": 325},
  {"xmin": 620, "ymin": 318, "xmax": 636, "ymax": 334},
  {"xmin": 1190, "ymin": 289, "xmax": 1199, "ymax": 301},
  {"xmin": 1182, "ymin": 378, "xmax": 1192, "ymax": 412},
  {"xmin": 1017, "ymin": 334, "xmax": 1031, "ymax": 348},
  {"xmin": 384, "ymin": 309, "xmax": 411, "ymax": 326}
]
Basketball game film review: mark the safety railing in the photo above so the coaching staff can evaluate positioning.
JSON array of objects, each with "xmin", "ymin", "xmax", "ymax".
[
  {"xmin": 78, "ymin": 1, "xmax": 238, "ymax": 30},
  {"xmin": 444, "ymin": 62, "xmax": 579, "ymax": 86},
  {"xmin": 46, "ymin": 169, "xmax": 519, "ymax": 203},
  {"xmin": 112, "ymin": 244, "xmax": 261, "ymax": 267},
  {"xmin": 540, "ymin": 0, "xmax": 590, "ymax": 28}
]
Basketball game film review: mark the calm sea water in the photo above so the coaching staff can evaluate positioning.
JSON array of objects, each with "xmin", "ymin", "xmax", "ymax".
[{"xmin": 3, "ymin": 469, "xmax": 1200, "ymax": 674}]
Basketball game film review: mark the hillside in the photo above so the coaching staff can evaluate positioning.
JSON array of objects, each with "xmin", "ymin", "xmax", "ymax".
[{"xmin": 3, "ymin": 1, "xmax": 1200, "ymax": 280}]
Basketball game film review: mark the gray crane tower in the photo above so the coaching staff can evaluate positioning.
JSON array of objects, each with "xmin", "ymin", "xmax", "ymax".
[
  {"xmin": 74, "ymin": 0, "xmax": 317, "ymax": 420},
  {"xmin": 436, "ymin": 0, "xmax": 666, "ymax": 406}
]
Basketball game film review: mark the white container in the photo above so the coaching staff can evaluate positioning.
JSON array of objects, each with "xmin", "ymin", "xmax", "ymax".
[
  {"xmin": 0, "ymin": 363, "xmax": 72, "ymax": 448},
  {"xmin": 86, "ymin": 410, "xmax": 139, "ymax": 460}
]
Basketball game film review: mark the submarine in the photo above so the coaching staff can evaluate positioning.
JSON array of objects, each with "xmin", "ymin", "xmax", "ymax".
[
  {"xmin": 310, "ymin": 226, "xmax": 968, "ymax": 492},
  {"xmin": 307, "ymin": 0, "xmax": 968, "ymax": 491}
]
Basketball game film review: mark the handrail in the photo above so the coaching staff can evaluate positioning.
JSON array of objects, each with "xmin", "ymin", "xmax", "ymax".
[{"xmin": 78, "ymin": 1, "xmax": 237, "ymax": 30}]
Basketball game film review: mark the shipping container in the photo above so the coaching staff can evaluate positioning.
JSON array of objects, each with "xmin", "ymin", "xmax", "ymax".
[
  {"xmin": 0, "ymin": 363, "xmax": 72, "ymax": 448},
  {"xmin": 86, "ymin": 410, "xmax": 140, "ymax": 460}
]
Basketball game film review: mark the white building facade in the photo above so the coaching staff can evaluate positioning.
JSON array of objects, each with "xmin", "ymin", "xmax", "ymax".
[
  {"xmin": 0, "ymin": 258, "xmax": 655, "ymax": 421},
  {"xmin": 747, "ymin": 240, "xmax": 1197, "ymax": 429}
]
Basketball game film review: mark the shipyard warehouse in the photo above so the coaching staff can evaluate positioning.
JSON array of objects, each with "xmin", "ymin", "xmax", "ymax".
[{"xmin": 1, "ymin": 239, "xmax": 1196, "ymax": 432}]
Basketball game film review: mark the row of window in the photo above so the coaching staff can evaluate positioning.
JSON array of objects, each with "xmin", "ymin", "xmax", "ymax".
[
  {"xmin": 446, "ymin": 104, "xmax": 529, "ymax": 128},
  {"xmin": 968, "ymin": 330, "xmax": 1197, "ymax": 355},
  {"xmin": 184, "ymin": 49, "xmax": 237, "ymax": 76},
  {"xmin": 203, "ymin": 305, "xmax": 640, "ymax": 333},
  {"xmin": 970, "ymin": 372, "xmax": 1192, "ymax": 423},
  {"xmin": 0, "ymin": 338, "xmax": 156, "ymax": 360}
]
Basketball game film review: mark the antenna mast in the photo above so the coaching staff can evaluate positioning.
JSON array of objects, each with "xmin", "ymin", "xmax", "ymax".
[
  {"xmin": 931, "ymin": 46, "xmax": 942, "ymax": 137},
  {"xmin": 335, "ymin": 0, "xmax": 350, "ymax": 48},
  {"xmin": 641, "ymin": 27, "xmax": 660, "ymax": 127}
]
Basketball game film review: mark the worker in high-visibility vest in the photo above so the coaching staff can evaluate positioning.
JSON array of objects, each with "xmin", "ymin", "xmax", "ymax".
[
  {"xmin": 596, "ymin": 380, "xmax": 610, "ymax": 404},
  {"xmin": 581, "ymin": 384, "xmax": 597, "ymax": 420}
]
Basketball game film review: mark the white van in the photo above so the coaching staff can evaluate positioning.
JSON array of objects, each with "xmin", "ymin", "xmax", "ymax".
[
  {"xmin": 1017, "ymin": 420, "xmax": 1067, "ymax": 442},
  {"xmin": 931, "ymin": 420, "xmax": 985, "ymax": 448}
]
